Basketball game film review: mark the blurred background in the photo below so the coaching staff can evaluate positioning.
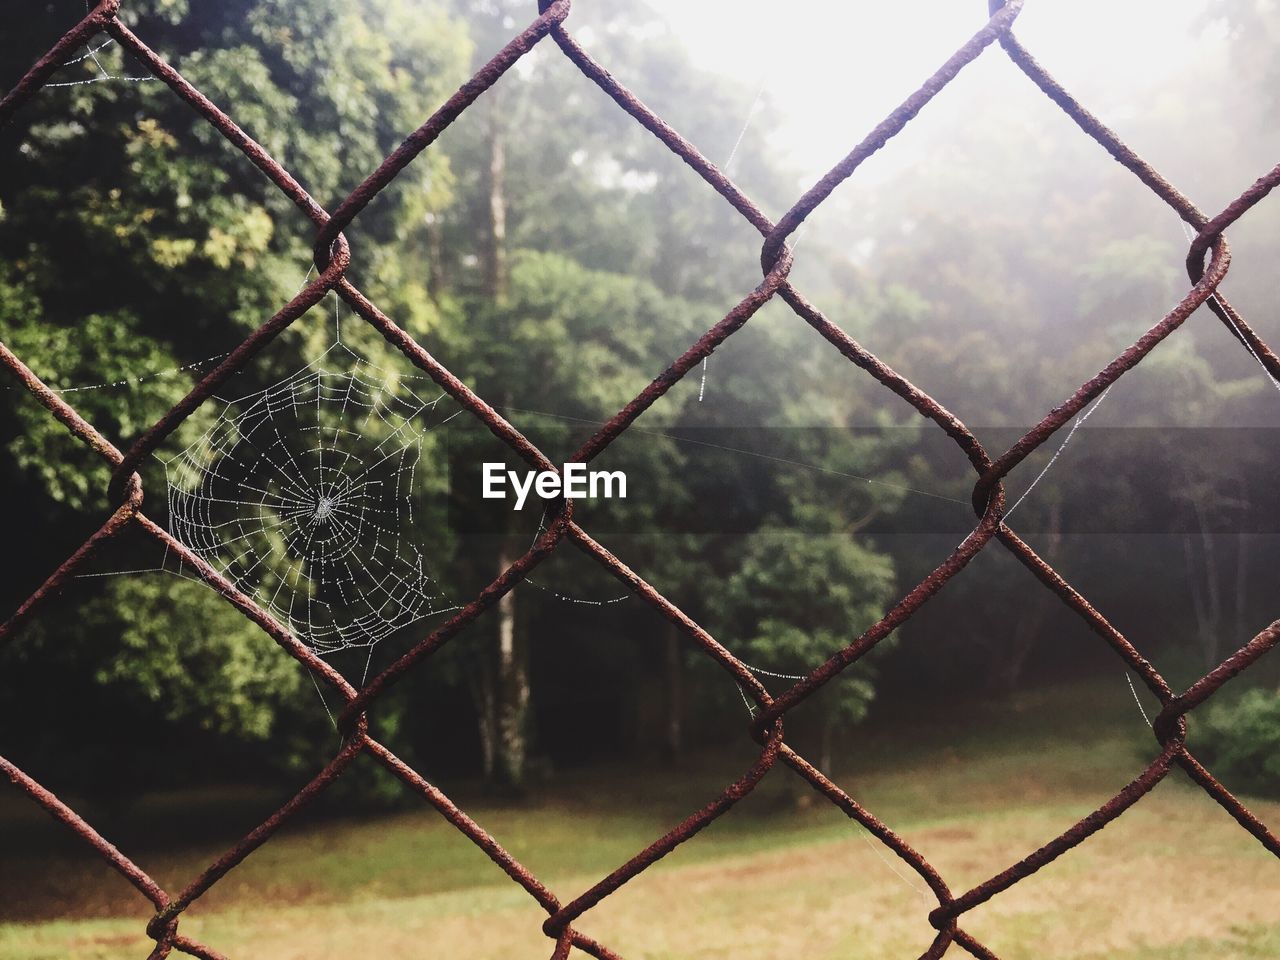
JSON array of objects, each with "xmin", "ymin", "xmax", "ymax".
[{"xmin": 1, "ymin": 0, "xmax": 1278, "ymax": 957}]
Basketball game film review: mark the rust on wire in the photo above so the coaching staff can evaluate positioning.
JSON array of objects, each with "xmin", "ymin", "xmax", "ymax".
[{"xmin": 0, "ymin": 0, "xmax": 1278, "ymax": 956}]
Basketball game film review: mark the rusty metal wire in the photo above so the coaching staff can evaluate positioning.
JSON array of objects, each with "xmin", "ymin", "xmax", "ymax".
[{"xmin": 3, "ymin": 0, "xmax": 1279, "ymax": 956}]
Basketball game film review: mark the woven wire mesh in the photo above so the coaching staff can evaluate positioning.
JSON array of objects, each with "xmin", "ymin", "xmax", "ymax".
[{"xmin": 2, "ymin": 1, "xmax": 1279, "ymax": 957}]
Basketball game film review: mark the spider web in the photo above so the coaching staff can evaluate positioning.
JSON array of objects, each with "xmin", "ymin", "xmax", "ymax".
[{"xmin": 164, "ymin": 342, "xmax": 457, "ymax": 655}]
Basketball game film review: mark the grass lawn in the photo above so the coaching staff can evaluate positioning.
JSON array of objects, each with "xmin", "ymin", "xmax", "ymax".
[{"xmin": 1, "ymin": 681, "xmax": 1277, "ymax": 958}]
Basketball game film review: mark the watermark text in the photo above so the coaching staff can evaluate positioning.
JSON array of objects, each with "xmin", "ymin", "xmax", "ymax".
[{"xmin": 482, "ymin": 462, "xmax": 627, "ymax": 510}]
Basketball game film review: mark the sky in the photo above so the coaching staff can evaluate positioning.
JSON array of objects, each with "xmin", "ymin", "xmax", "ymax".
[
  {"xmin": 565, "ymin": 0, "xmax": 1280, "ymax": 430},
  {"xmin": 636, "ymin": 0, "xmax": 1225, "ymax": 187}
]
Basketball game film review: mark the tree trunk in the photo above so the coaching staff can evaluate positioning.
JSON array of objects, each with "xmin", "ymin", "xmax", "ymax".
[
  {"xmin": 819, "ymin": 715, "xmax": 835, "ymax": 778},
  {"xmin": 1234, "ymin": 533, "xmax": 1249, "ymax": 646},
  {"xmin": 1198, "ymin": 526, "xmax": 1223, "ymax": 669},
  {"xmin": 494, "ymin": 539, "xmax": 528, "ymax": 794},
  {"xmin": 467, "ymin": 660, "xmax": 497, "ymax": 782},
  {"xmin": 484, "ymin": 95, "xmax": 508, "ymax": 305},
  {"xmin": 482, "ymin": 90, "xmax": 527, "ymax": 794},
  {"xmin": 1184, "ymin": 492, "xmax": 1225, "ymax": 671},
  {"xmin": 426, "ymin": 212, "xmax": 446, "ymax": 297},
  {"xmin": 662, "ymin": 623, "xmax": 683, "ymax": 763},
  {"xmin": 998, "ymin": 501, "xmax": 1062, "ymax": 691}
]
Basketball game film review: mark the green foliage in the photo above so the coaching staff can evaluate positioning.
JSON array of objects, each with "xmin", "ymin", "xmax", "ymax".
[
  {"xmin": 0, "ymin": 0, "xmax": 470, "ymax": 485},
  {"xmin": 88, "ymin": 577, "xmax": 306, "ymax": 740},
  {"xmin": 437, "ymin": 0, "xmax": 786, "ymax": 305},
  {"xmin": 441, "ymin": 248, "xmax": 702, "ymax": 540},
  {"xmin": 719, "ymin": 530, "xmax": 895, "ymax": 726},
  {"xmin": 3, "ymin": 299, "xmax": 197, "ymax": 509},
  {"xmin": 0, "ymin": 0, "xmax": 470, "ymax": 769},
  {"xmin": 453, "ymin": 248, "xmax": 709, "ymax": 414},
  {"xmin": 1199, "ymin": 688, "xmax": 1280, "ymax": 796}
]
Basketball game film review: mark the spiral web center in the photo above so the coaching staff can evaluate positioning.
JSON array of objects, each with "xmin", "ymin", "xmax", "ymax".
[{"xmin": 163, "ymin": 344, "xmax": 456, "ymax": 654}]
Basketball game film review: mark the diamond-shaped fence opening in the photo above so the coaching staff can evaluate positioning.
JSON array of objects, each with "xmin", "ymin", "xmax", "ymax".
[{"xmin": 2, "ymin": 1, "xmax": 1279, "ymax": 958}]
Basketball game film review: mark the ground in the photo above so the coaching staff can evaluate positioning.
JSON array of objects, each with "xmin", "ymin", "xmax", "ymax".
[{"xmin": 1, "ymin": 682, "xmax": 1277, "ymax": 959}]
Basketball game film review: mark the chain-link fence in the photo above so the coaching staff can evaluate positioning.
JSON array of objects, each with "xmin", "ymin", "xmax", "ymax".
[{"xmin": 2, "ymin": 1, "xmax": 1279, "ymax": 957}]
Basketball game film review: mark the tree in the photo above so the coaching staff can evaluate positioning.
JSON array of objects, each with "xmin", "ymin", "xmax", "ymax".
[
  {"xmin": 2, "ymin": 0, "xmax": 909, "ymax": 795},
  {"xmin": 430, "ymin": 0, "xmax": 807, "ymax": 790},
  {"xmin": 440, "ymin": 248, "xmax": 705, "ymax": 789},
  {"xmin": 0, "ymin": 0, "xmax": 470, "ymax": 783},
  {"xmin": 1200, "ymin": 687, "xmax": 1280, "ymax": 797},
  {"xmin": 719, "ymin": 530, "xmax": 895, "ymax": 776}
]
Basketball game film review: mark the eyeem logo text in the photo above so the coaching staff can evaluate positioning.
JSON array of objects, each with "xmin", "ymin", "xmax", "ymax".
[{"xmin": 482, "ymin": 463, "xmax": 627, "ymax": 511}]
